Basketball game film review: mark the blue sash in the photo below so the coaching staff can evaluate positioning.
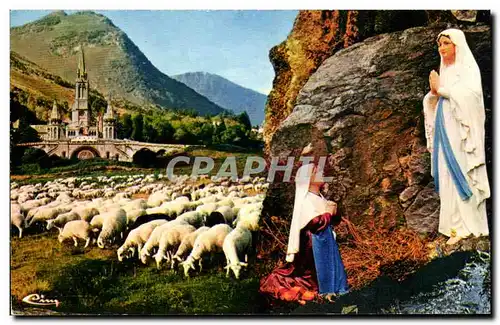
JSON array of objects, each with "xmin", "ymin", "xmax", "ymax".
[
  {"xmin": 312, "ymin": 227, "xmax": 349, "ymax": 295},
  {"xmin": 432, "ymin": 97, "xmax": 473, "ymax": 201}
]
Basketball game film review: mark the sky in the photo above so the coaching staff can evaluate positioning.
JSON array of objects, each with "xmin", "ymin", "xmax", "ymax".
[{"xmin": 10, "ymin": 10, "xmax": 298, "ymax": 95}]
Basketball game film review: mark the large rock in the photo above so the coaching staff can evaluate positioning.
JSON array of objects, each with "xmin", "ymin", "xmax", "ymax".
[
  {"xmin": 263, "ymin": 10, "xmax": 434, "ymax": 151},
  {"xmin": 263, "ymin": 24, "xmax": 491, "ymax": 235},
  {"xmin": 262, "ymin": 10, "xmax": 489, "ymax": 152}
]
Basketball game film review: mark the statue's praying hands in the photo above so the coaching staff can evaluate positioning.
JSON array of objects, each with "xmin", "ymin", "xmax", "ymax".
[
  {"xmin": 428, "ymin": 70, "xmax": 440, "ymax": 108},
  {"xmin": 429, "ymin": 70, "xmax": 440, "ymax": 95}
]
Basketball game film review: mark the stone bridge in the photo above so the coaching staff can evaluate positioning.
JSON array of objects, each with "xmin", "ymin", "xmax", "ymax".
[{"xmin": 17, "ymin": 139, "xmax": 201, "ymax": 162}]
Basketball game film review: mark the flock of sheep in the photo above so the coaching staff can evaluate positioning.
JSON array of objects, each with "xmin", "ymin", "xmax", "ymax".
[{"xmin": 10, "ymin": 173, "xmax": 269, "ymax": 279}]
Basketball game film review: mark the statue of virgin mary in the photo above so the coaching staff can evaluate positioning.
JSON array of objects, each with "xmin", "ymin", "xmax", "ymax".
[{"xmin": 423, "ymin": 28, "xmax": 490, "ymax": 245}]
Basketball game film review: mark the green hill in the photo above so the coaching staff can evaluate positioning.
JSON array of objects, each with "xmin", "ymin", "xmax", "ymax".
[
  {"xmin": 10, "ymin": 50, "xmax": 147, "ymax": 123},
  {"xmin": 10, "ymin": 10, "xmax": 225, "ymax": 116}
]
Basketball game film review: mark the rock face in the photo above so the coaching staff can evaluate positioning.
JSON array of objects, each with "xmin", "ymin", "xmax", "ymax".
[
  {"xmin": 263, "ymin": 10, "xmax": 490, "ymax": 151},
  {"xmin": 262, "ymin": 24, "xmax": 492, "ymax": 235}
]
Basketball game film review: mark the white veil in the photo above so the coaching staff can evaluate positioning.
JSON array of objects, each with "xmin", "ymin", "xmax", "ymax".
[
  {"xmin": 436, "ymin": 28, "xmax": 490, "ymax": 206},
  {"xmin": 438, "ymin": 28, "xmax": 483, "ymax": 94},
  {"xmin": 286, "ymin": 163, "xmax": 314, "ymax": 262}
]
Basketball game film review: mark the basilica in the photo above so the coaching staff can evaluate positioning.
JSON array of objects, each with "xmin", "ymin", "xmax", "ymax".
[{"xmin": 31, "ymin": 46, "xmax": 117, "ymax": 141}]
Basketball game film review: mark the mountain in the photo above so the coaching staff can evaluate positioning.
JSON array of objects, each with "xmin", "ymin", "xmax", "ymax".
[
  {"xmin": 172, "ymin": 72, "xmax": 267, "ymax": 126},
  {"xmin": 10, "ymin": 10, "xmax": 225, "ymax": 116}
]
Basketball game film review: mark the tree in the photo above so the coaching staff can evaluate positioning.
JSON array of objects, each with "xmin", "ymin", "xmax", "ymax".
[
  {"xmin": 121, "ymin": 114, "xmax": 133, "ymax": 139},
  {"xmin": 221, "ymin": 124, "xmax": 246, "ymax": 144},
  {"xmin": 154, "ymin": 119, "xmax": 175, "ymax": 143},
  {"xmin": 131, "ymin": 114, "xmax": 144, "ymax": 141},
  {"xmin": 211, "ymin": 119, "xmax": 226, "ymax": 144},
  {"xmin": 144, "ymin": 120, "xmax": 158, "ymax": 143},
  {"xmin": 173, "ymin": 127, "xmax": 188, "ymax": 143},
  {"xmin": 199, "ymin": 123, "xmax": 214, "ymax": 145},
  {"xmin": 237, "ymin": 111, "xmax": 252, "ymax": 132}
]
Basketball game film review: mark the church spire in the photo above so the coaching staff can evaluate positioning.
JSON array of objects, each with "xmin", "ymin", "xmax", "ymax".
[
  {"xmin": 77, "ymin": 45, "xmax": 87, "ymax": 79},
  {"xmin": 50, "ymin": 99, "xmax": 61, "ymax": 122},
  {"xmin": 104, "ymin": 95, "xmax": 115, "ymax": 120}
]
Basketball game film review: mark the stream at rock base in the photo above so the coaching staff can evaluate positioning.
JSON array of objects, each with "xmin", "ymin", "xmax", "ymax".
[{"xmin": 292, "ymin": 250, "xmax": 491, "ymax": 315}]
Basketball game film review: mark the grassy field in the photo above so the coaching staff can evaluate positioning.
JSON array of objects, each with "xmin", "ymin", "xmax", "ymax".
[
  {"xmin": 11, "ymin": 147, "xmax": 274, "ymax": 315},
  {"xmin": 10, "ymin": 229, "xmax": 266, "ymax": 315}
]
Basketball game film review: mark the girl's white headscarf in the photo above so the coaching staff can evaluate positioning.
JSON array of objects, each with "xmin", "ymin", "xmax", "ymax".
[
  {"xmin": 286, "ymin": 161, "xmax": 332, "ymax": 262},
  {"xmin": 286, "ymin": 163, "xmax": 314, "ymax": 262}
]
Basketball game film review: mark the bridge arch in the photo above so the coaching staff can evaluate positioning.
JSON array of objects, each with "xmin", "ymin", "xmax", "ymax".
[{"xmin": 70, "ymin": 146, "xmax": 101, "ymax": 160}]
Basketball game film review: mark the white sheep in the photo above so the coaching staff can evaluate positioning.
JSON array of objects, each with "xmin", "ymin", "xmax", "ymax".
[
  {"xmin": 232, "ymin": 202, "xmax": 263, "ymax": 231},
  {"xmin": 72, "ymin": 206, "xmax": 100, "ymax": 222},
  {"xmin": 117, "ymin": 220, "xmax": 167, "ymax": 261},
  {"xmin": 233, "ymin": 210, "xmax": 261, "ymax": 232},
  {"xmin": 97, "ymin": 209, "xmax": 128, "ymax": 248},
  {"xmin": 89, "ymin": 213, "xmax": 106, "ymax": 230},
  {"xmin": 147, "ymin": 191, "xmax": 169, "ymax": 208},
  {"xmin": 123, "ymin": 199, "xmax": 148, "ymax": 211},
  {"xmin": 139, "ymin": 219, "xmax": 187, "ymax": 264},
  {"xmin": 216, "ymin": 198, "xmax": 235, "ymax": 208},
  {"xmin": 26, "ymin": 205, "xmax": 73, "ymax": 228},
  {"xmin": 58, "ymin": 220, "xmax": 93, "ymax": 248},
  {"xmin": 171, "ymin": 226, "xmax": 210, "ymax": 268},
  {"xmin": 46, "ymin": 211, "xmax": 80, "ymax": 232},
  {"xmin": 176, "ymin": 211, "xmax": 204, "ymax": 228},
  {"xmin": 215, "ymin": 206, "xmax": 236, "ymax": 225},
  {"xmin": 125, "ymin": 208, "xmax": 147, "ymax": 227},
  {"xmin": 153, "ymin": 224, "xmax": 196, "ymax": 269},
  {"xmin": 180, "ymin": 224, "xmax": 233, "ymax": 277},
  {"xmin": 222, "ymin": 226, "xmax": 253, "ymax": 279},
  {"xmin": 195, "ymin": 203, "xmax": 219, "ymax": 218},
  {"xmin": 20, "ymin": 198, "xmax": 50, "ymax": 216},
  {"xmin": 11, "ymin": 203, "xmax": 24, "ymax": 238}
]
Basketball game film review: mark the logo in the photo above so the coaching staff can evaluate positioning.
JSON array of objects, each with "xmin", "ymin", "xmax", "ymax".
[{"xmin": 22, "ymin": 293, "xmax": 60, "ymax": 307}]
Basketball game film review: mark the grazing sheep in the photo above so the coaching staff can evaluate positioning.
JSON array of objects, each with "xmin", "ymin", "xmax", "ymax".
[
  {"xmin": 171, "ymin": 226, "xmax": 210, "ymax": 268},
  {"xmin": 97, "ymin": 203, "xmax": 122, "ymax": 215},
  {"xmin": 46, "ymin": 211, "xmax": 80, "ymax": 232},
  {"xmin": 195, "ymin": 203, "xmax": 218, "ymax": 219},
  {"xmin": 233, "ymin": 211, "xmax": 261, "ymax": 232},
  {"xmin": 205, "ymin": 211, "xmax": 226, "ymax": 227},
  {"xmin": 216, "ymin": 198, "xmax": 235, "ymax": 208},
  {"xmin": 147, "ymin": 191, "xmax": 169, "ymax": 208},
  {"xmin": 11, "ymin": 203, "xmax": 24, "ymax": 238},
  {"xmin": 139, "ymin": 219, "xmax": 188, "ymax": 264},
  {"xmin": 180, "ymin": 224, "xmax": 232, "ymax": 277},
  {"xmin": 215, "ymin": 206, "xmax": 236, "ymax": 225},
  {"xmin": 26, "ymin": 205, "xmax": 73, "ymax": 228},
  {"xmin": 232, "ymin": 203, "xmax": 263, "ymax": 231},
  {"xmin": 20, "ymin": 198, "xmax": 51, "ymax": 216},
  {"xmin": 176, "ymin": 211, "xmax": 204, "ymax": 228},
  {"xmin": 128, "ymin": 213, "xmax": 170, "ymax": 231},
  {"xmin": 125, "ymin": 208, "xmax": 147, "ymax": 227},
  {"xmin": 117, "ymin": 220, "xmax": 167, "ymax": 261},
  {"xmin": 153, "ymin": 224, "xmax": 196, "ymax": 269},
  {"xmin": 89, "ymin": 213, "xmax": 106, "ymax": 230},
  {"xmin": 72, "ymin": 206, "xmax": 100, "ymax": 222},
  {"xmin": 58, "ymin": 220, "xmax": 93, "ymax": 248},
  {"xmin": 168, "ymin": 201, "xmax": 190, "ymax": 217},
  {"xmin": 97, "ymin": 209, "xmax": 128, "ymax": 248},
  {"xmin": 222, "ymin": 226, "xmax": 253, "ymax": 279},
  {"xmin": 123, "ymin": 199, "xmax": 148, "ymax": 211}
]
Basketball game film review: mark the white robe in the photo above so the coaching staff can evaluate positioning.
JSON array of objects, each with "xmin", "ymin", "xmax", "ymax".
[{"xmin": 423, "ymin": 29, "xmax": 490, "ymax": 238}]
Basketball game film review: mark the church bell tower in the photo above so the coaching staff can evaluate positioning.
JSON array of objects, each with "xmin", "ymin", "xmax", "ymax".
[{"xmin": 71, "ymin": 45, "xmax": 90, "ymax": 132}]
